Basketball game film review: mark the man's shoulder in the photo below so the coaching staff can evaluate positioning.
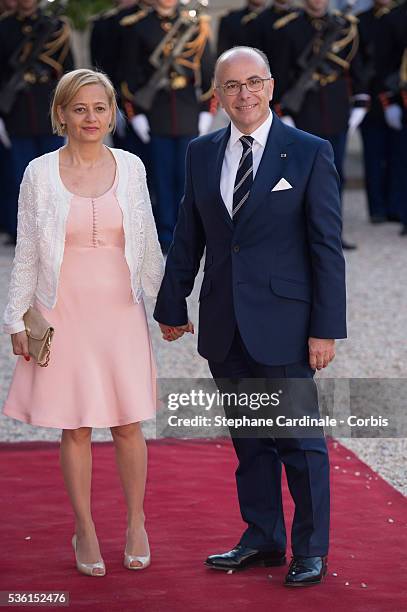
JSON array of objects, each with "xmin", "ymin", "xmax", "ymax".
[
  {"xmin": 280, "ymin": 122, "xmax": 330, "ymax": 152},
  {"xmin": 273, "ymin": 9, "xmax": 302, "ymax": 31},
  {"xmin": 220, "ymin": 8, "xmax": 247, "ymax": 23},
  {"xmin": 0, "ymin": 11, "xmax": 15, "ymax": 28},
  {"xmin": 189, "ymin": 127, "xmax": 228, "ymax": 153},
  {"xmin": 356, "ymin": 7, "xmax": 373, "ymax": 21},
  {"xmin": 385, "ymin": 2, "xmax": 405, "ymax": 26},
  {"xmin": 119, "ymin": 7, "xmax": 152, "ymax": 28}
]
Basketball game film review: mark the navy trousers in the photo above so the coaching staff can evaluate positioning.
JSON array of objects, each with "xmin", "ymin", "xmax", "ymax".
[
  {"xmin": 360, "ymin": 117, "xmax": 405, "ymax": 220},
  {"xmin": 326, "ymin": 131, "xmax": 347, "ymax": 196},
  {"xmin": 208, "ymin": 327, "xmax": 330, "ymax": 557},
  {"xmin": 150, "ymin": 135, "xmax": 194, "ymax": 250},
  {"xmin": 0, "ymin": 142, "xmax": 16, "ymax": 234},
  {"xmin": 9, "ymin": 135, "xmax": 63, "ymax": 238},
  {"xmin": 112, "ymin": 126, "xmax": 155, "ymax": 204}
]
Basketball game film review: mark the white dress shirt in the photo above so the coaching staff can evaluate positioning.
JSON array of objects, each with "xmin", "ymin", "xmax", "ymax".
[{"xmin": 220, "ymin": 111, "xmax": 273, "ymax": 216}]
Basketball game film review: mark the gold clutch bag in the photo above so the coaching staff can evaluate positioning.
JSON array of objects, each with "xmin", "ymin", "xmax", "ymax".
[{"xmin": 23, "ymin": 306, "xmax": 54, "ymax": 367}]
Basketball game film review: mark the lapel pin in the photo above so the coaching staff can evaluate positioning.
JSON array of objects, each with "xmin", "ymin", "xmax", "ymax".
[{"xmin": 280, "ymin": 153, "xmax": 287, "ymax": 158}]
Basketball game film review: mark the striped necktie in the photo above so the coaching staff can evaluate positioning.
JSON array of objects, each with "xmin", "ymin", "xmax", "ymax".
[{"xmin": 233, "ymin": 135, "xmax": 254, "ymax": 222}]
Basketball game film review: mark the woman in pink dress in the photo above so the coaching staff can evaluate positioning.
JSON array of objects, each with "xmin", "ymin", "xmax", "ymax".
[{"xmin": 3, "ymin": 69, "xmax": 164, "ymax": 576}]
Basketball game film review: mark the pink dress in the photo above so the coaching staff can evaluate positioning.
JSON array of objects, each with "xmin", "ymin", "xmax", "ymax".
[{"xmin": 3, "ymin": 172, "xmax": 157, "ymax": 429}]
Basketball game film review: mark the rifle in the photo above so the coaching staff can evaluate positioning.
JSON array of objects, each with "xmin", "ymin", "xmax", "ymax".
[
  {"xmin": 0, "ymin": 0, "xmax": 68, "ymax": 115},
  {"xmin": 133, "ymin": 0, "xmax": 208, "ymax": 112},
  {"xmin": 280, "ymin": 15, "xmax": 347, "ymax": 115}
]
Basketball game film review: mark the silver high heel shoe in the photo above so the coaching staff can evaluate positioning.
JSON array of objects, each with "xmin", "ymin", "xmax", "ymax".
[
  {"xmin": 72, "ymin": 534, "xmax": 106, "ymax": 577},
  {"xmin": 123, "ymin": 529, "xmax": 151, "ymax": 570}
]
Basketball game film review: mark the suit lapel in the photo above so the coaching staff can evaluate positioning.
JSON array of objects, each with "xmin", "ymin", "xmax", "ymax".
[
  {"xmin": 234, "ymin": 115, "xmax": 294, "ymax": 232},
  {"xmin": 209, "ymin": 125, "xmax": 234, "ymax": 230}
]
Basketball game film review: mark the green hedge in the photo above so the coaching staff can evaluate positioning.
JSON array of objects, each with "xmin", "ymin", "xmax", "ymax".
[{"xmin": 64, "ymin": 0, "xmax": 113, "ymax": 31}]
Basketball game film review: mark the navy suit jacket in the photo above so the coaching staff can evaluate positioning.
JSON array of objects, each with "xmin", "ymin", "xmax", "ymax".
[{"xmin": 153, "ymin": 114, "xmax": 347, "ymax": 365}]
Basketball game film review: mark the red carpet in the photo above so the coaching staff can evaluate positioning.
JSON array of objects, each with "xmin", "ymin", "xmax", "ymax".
[{"xmin": 0, "ymin": 439, "xmax": 406, "ymax": 612}]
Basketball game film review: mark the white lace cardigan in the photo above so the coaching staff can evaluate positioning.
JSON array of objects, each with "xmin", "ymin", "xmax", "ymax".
[{"xmin": 3, "ymin": 147, "xmax": 164, "ymax": 334}]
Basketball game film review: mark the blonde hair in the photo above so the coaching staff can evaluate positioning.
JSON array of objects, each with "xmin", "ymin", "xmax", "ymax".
[{"xmin": 50, "ymin": 68, "xmax": 118, "ymax": 136}]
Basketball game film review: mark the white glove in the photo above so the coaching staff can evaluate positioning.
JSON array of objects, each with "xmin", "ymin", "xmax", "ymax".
[
  {"xmin": 130, "ymin": 114, "xmax": 150, "ymax": 143},
  {"xmin": 0, "ymin": 118, "xmax": 11, "ymax": 148},
  {"xmin": 115, "ymin": 109, "xmax": 127, "ymax": 139},
  {"xmin": 348, "ymin": 107, "xmax": 367, "ymax": 135},
  {"xmin": 384, "ymin": 104, "xmax": 403, "ymax": 130},
  {"xmin": 280, "ymin": 115, "xmax": 296, "ymax": 128},
  {"xmin": 198, "ymin": 111, "xmax": 213, "ymax": 135}
]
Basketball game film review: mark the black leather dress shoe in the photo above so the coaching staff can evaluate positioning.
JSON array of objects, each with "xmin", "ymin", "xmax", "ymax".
[
  {"xmin": 284, "ymin": 555, "xmax": 328, "ymax": 587},
  {"xmin": 205, "ymin": 545, "xmax": 286, "ymax": 571}
]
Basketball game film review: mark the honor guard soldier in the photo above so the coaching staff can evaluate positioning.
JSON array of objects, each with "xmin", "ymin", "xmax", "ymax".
[
  {"xmin": 90, "ymin": 0, "xmax": 149, "ymax": 84},
  {"xmin": 0, "ymin": 0, "xmax": 16, "ymax": 239},
  {"xmin": 248, "ymin": 0, "xmax": 295, "ymax": 75},
  {"xmin": 90, "ymin": 0, "xmax": 152, "ymax": 159},
  {"xmin": 376, "ymin": 0, "xmax": 407, "ymax": 235},
  {"xmin": 358, "ymin": 0, "xmax": 402, "ymax": 224},
  {"xmin": 216, "ymin": 0, "xmax": 266, "ymax": 57},
  {"xmin": 0, "ymin": 0, "xmax": 73, "ymax": 243},
  {"xmin": 272, "ymin": 0, "xmax": 370, "ymax": 249},
  {"xmin": 119, "ymin": 0, "xmax": 215, "ymax": 253}
]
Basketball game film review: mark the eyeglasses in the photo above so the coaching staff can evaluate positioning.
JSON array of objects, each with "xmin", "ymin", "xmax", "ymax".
[{"xmin": 216, "ymin": 77, "xmax": 273, "ymax": 96}]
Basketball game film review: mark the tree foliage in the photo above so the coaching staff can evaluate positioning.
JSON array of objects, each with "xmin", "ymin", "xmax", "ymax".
[{"xmin": 63, "ymin": 0, "xmax": 113, "ymax": 31}]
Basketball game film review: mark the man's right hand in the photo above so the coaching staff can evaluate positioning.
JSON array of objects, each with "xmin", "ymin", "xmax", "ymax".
[
  {"xmin": 130, "ymin": 114, "xmax": 150, "ymax": 143},
  {"xmin": 11, "ymin": 331, "xmax": 30, "ymax": 361},
  {"xmin": 159, "ymin": 321, "xmax": 194, "ymax": 342}
]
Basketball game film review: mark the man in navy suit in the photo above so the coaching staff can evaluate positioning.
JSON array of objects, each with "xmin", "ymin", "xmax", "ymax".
[{"xmin": 154, "ymin": 47, "xmax": 346, "ymax": 587}]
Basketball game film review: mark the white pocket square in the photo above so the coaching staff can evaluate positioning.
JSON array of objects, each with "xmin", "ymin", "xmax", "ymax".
[{"xmin": 271, "ymin": 178, "xmax": 293, "ymax": 192}]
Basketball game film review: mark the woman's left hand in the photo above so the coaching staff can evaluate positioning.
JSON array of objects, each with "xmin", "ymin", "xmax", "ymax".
[{"xmin": 11, "ymin": 331, "xmax": 30, "ymax": 361}]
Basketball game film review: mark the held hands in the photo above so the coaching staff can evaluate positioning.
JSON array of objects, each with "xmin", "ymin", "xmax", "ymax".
[
  {"xmin": 159, "ymin": 321, "xmax": 194, "ymax": 342},
  {"xmin": 308, "ymin": 337, "xmax": 335, "ymax": 370},
  {"xmin": 11, "ymin": 331, "xmax": 30, "ymax": 361}
]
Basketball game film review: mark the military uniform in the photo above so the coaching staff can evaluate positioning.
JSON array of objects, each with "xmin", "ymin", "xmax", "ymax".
[
  {"xmin": 358, "ymin": 1, "xmax": 402, "ymax": 222},
  {"xmin": 216, "ymin": 5, "xmax": 261, "ymax": 56},
  {"xmin": 0, "ymin": 7, "xmax": 73, "ymax": 240},
  {"xmin": 90, "ymin": 2, "xmax": 152, "ymax": 163},
  {"xmin": 377, "ymin": 1, "xmax": 407, "ymax": 119},
  {"xmin": 0, "ymin": 8, "xmax": 14, "ymax": 236},
  {"xmin": 90, "ymin": 2, "xmax": 145, "ymax": 88},
  {"xmin": 119, "ymin": 5, "xmax": 214, "ymax": 250},
  {"xmin": 90, "ymin": 7, "xmax": 117, "ymax": 77},
  {"xmin": 248, "ymin": 4, "xmax": 296, "ymax": 78},
  {"xmin": 272, "ymin": 9, "xmax": 368, "ymax": 191},
  {"xmin": 376, "ymin": 0, "xmax": 407, "ymax": 232}
]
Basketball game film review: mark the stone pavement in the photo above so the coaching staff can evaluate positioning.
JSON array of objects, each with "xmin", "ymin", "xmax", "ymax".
[{"xmin": 0, "ymin": 187, "xmax": 406, "ymax": 494}]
